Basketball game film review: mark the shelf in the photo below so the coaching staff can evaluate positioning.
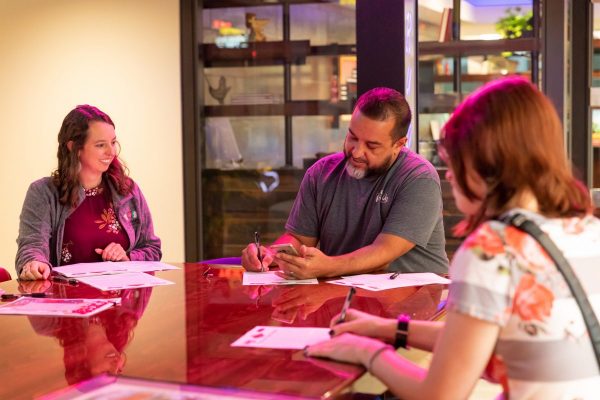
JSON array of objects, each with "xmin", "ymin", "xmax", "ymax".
[
  {"xmin": 418, "ymin": 37, "xmax": 539, "ymax": 57},
  {"xmin": 203, "ymin": 0, "xmax": 332, "ymax": 8},
  {"xmin": 202, "ymin": 41, "xmax": 311, "ymax": 67},
  {"xmin": 204, "ymin": 100, "xmax": 353, "ymax": 117},
  {"xmin": 432, "ymin": 73, "xmax": 530, "ymax": 83}
]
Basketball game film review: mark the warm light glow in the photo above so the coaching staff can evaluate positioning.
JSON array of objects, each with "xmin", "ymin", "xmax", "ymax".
[
  {"xmin": 211, "ymin": 19, "xmax": 232, "ymax": 29},
  {"xmin": 478, "ymin": 33, "xmax": 503, "ymax": 41}
]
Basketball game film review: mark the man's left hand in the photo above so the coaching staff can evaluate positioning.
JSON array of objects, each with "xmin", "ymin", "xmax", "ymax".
[{"xmin": 274, "ymin": 245, "xmax": 331, "ymax": 279}]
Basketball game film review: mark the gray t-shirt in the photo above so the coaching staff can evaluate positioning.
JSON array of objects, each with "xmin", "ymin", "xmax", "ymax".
[{"xmin": 285, "ymin": 148, "xmax": 448, "ymax": 274}]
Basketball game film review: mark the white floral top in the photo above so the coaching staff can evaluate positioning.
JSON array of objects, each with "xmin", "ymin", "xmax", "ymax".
[{"xmin": 447, "ymin": 209, "xmax": 600, "ymax": 399}]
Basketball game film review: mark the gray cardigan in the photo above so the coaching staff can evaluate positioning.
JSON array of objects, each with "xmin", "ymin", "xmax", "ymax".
[{"xmin": 15, "ymin": 177, "xmax": 162, "ymax": 275}]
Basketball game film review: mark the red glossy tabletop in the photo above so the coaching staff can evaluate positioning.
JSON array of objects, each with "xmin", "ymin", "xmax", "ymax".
[{"xmin": 0, "ymin": 263, "xmax": 446, "ymax": 399}]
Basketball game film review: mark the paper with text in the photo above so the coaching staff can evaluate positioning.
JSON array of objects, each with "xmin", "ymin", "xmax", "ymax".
[
  {"xmin": 54, "ymin": 261, "xmax": 179, "ymax": 278},
  {"xmin": 76, "ymin": 272, "xmax": 174, "ymax": 291},
  {"xmin": 0, "ymin": 297, "xmax": 119, "ymax": 317},
  {"xmin": 327, "ymin": 272, "xmax": 450, "ymax": 291},
  {"xmin": 243, "ymin": 271, "xmax": 318, "ymax": 285},
  {"xmin": 232, "ymin": 326, "xmax": 330, "ymax": 349}
]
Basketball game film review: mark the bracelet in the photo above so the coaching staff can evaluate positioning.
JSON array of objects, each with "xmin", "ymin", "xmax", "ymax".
[
  {"xmin": 394, "ymin": 314, "xmax": 410, "ymax": 349},
  {"xmin": 367, "ymin": 344, "xmax": 394, "ymax": 373}
]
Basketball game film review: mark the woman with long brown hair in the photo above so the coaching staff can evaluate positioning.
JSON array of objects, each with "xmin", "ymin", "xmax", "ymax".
[
  {"xmin": 306, "ymin": 77, "xmax": 600, "ymax": 399},
  {"xmin": 16, "ymin": 105, "xmax": 161, "ymax": 280}
]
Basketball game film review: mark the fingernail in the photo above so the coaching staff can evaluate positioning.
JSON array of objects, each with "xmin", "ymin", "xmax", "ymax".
[{"xmin": 329, "ymin": 329, "xmax": 334, "ymax": 336}]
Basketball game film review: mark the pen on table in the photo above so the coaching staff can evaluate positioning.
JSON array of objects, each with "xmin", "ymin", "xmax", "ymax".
[
  {"xmin": 335, "ymin": 287, "xmax": 356, "ymax": 325},
  {"xmin": 1, "ymin": 292, "xmax": 47, "ymax": 300},
  {"xmin": 51, "ymin": 276, "xmax": 78, "ymax": 285},
  {"xmin": 254, "ymin": 231, "xmax": 264, "ymax": 272},
  {"xmin": 389, "ymin": 271, "xmax": 401, "ymax": 280}
]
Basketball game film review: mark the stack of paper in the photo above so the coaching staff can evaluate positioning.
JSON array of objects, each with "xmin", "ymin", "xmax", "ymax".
[
  {"xmin": 54, "ymin": 261, "xmax": 178, "ymax": 290},
  {"xmin": 327, "ymin": 272, "xmax": 450, "ymax": 291}
]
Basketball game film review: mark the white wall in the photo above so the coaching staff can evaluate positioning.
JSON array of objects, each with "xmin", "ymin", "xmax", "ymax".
[{"xmin": 0, "ymin": 0, "xmax": 184, "ymax": 275}]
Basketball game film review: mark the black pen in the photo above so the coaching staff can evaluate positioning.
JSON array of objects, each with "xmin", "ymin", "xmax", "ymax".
[
  {"xmin": 51, "ymin": 276, "xmax": 78, "ymax": 285},
  {"xmin": 389, "ymin": 271, "xmax": 401, "ymax": 280},
  {"xmin": 335, "ymin": 287, "xmax": 356, "ymax": 325},
  {"xmin": 254, "ymin": 231, "xmax": 264, "ymax": 272},
  {"xmin": 1, "ymin": 292, "xmax": 47, "ymax": 300}
]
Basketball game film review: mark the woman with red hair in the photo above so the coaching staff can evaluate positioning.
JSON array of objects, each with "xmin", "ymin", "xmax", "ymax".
[{"xmin": 306, "ymin": 78, "xmax": 600, "ymax": 399}]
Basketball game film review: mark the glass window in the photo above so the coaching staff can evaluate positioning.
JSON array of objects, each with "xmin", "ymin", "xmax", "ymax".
[
  {"xmin": 202, "ymin": 6, "xmax": 283, "ymax": 45},
  {"xmin": 460, "ymin": 1, "xmax": 533, "ymax": 41},
  {"xmin": 290, "ymin": 2, "xmax": 355, "ymax": 45},
  {"xmin": 291, "ymin": 115, "xmax": 349, "ymax": 169}
]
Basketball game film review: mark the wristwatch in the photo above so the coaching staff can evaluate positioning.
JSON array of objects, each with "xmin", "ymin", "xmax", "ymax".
[{"xmin": 394, "ymin": 313, "xmax": 410, "ymax": 349}]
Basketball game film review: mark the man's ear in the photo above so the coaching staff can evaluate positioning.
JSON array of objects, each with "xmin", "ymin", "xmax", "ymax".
[
  {"xmin": 67, "ymin": 140, "xmax": 74, "ymax": 152},
  {"xmin": 392, "ymin": 137, "xmax": 408, "ymax": 154}
]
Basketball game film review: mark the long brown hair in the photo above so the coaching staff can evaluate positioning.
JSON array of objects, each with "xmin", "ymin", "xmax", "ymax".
[
  {"xmin": 441, "ymin": 77, "xmax": 591, "ymax": 234},
  {"xmin": 52, "ymin": 105, "xmax": 131, "ymax": 207}
]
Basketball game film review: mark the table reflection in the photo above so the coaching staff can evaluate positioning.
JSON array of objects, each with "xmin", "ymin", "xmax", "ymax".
[
  {"xmin": 0, "ymin": 264, "xmax": 446, "ymax": 400},
  {"xmin": 18, "ymin": 280, "xmax": 152, "ymax": 384}
]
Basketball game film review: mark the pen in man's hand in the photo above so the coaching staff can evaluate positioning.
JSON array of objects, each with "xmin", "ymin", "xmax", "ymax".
[
  {"xmin": 335, "ymin": 287, "xmax": 356, "ymax": 325},
  {"xmin": 254, "ymin": 231, "xmax": 264, "ymax": 272},
  {"xmin": 389, "ymin": 271, "xmax": 401, "ymax": 280}
]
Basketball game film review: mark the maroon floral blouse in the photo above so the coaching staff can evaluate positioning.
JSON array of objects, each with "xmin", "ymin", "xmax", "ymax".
[{"xmin": 61, "ymin": 183, "xmax": 130, "ymax": 264}]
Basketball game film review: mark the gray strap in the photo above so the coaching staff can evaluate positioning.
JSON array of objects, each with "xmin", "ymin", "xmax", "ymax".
[{"xmin": 499, "ymin": 213, "xmax": 600, "ymax": 370}]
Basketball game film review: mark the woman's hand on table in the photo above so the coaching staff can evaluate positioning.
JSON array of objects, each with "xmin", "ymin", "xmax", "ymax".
[
  {"xmin": 95, "ymin": 242, "xmax": 130, "ymax": 262},
  {"xmin": 329, "ymin": 308, "xmax": 397, "ymax": 343},
  {"xmin": 305, "ymin": 332, "xmax": 386, "ymax": 367},
  {"xmin": 19, "ymin": 261, "xmax": 51, "ymax": 280}
]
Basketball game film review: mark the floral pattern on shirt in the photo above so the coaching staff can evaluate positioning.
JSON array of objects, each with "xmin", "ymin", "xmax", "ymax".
[
  {"xmin": 84, "ymin": 185, "xmax": 104, "ymax": 197},
  {"xmin": 61, "ymin": 240, "xmax": 73, "ymax": 263},
  {"xmin": 462, "ymin": 222, "xmax": 555, "ymax": 334},
  {"xmin": 95, "ymin": 206, "xmax": 122, "ymax": 234}
]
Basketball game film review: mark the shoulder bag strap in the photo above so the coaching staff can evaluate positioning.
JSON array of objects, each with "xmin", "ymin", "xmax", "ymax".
[{"xmin": 500, "ymin": 213, "xmax": 600, "ymax": 369}]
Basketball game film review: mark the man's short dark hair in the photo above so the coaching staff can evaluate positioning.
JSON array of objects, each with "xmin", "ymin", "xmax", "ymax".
[{"xmin": 354, "ymin": 87, "xmax": 412, "ymax": 142}]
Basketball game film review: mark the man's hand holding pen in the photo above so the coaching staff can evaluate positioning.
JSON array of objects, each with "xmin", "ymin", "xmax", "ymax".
[{"xmin": 241, "ymin": 233, "xmax": 275, "ymax": 272}]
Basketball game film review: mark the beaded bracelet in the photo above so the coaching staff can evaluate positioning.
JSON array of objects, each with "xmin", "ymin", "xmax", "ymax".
[
  {"xmin": 367, "ymin": 344, "xmax": 394, "ymax": 373},
  {"xmin": 395, "ymin": 314, "xmax": 410, "ymax": 349}
]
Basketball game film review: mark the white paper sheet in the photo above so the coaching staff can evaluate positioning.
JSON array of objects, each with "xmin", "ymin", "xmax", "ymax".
[
  {"xmin": 327, "ymin": 272, "xmax": 450, "ymax": 291},
  {"xmin": 76, "ymin": 272, "xmax": 174, "ymax": 291},
  {"xmin": 242, "ymin": 271, "xmax": 318, "ymax": 286},
  {"xmin": 0, "ymin": 297, "xmax": 119, "ymax": 317},
  {"xmin": 231, "ymin": 326, "xmax": 330, "ymax": 349},
  {"xmin": 54, "ymin": 261, "xmax": 179, "ymax": 278}
]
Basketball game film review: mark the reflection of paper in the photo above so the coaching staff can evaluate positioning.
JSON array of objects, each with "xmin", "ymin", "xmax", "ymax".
[
  {"xmin": 327, "ymin": 272, "xmax": 450, "ymax": 292},
  {"xmin": 76, "ymin": 272, "xmax": 174, "ymax": 291},
  {"xmin": 243, "ymin": 271, "xmax": 318, "ymax": 286},
  {"xmin": 0, "ymin": 297, "xmax": 118, "ymax": 318},
  {"xmin": 55, "ymin": 261, "xmax": 179, "ymax": 278},
  {"xmin": 232, "ymin": 326, "xmax": 330, "ymax": 349}
]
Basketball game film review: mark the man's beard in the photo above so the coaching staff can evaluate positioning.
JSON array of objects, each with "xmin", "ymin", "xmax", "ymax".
[{"xmin": 343, "ymin": 149, "xmax": 393, "ymax": 180}]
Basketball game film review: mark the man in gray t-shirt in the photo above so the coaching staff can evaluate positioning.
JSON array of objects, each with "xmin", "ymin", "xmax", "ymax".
[{"xmin": 241, "ymin": 87, "xmax": 448, "ymax": 279}]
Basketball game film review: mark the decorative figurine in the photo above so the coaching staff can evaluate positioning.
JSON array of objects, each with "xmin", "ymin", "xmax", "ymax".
[
  {"xmin": 206, "ymin": 75, "xmax": 231, "ymax": 105},
  {"xmin": 246, "ymin": 13, "xmax": 269, "ymax": 42}
]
